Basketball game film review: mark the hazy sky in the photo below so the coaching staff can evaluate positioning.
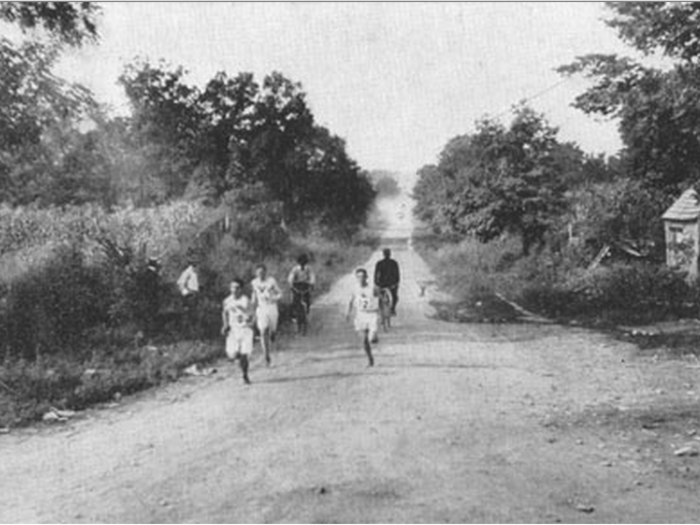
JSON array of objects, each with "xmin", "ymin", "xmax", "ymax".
[{"xmin": 55, "ymin": 3, "xmax": 639, "ymax": 175}]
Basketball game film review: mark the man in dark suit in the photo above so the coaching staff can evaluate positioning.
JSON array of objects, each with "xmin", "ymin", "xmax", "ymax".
[{"xmin": 374, "ymin": 248, "xmax": 400, "ymax": 315}]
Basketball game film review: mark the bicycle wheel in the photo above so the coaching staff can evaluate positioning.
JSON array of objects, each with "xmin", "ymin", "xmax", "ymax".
[
  {"xmin": 292, "ymin": 290, "xmax": 308, "ymax": 335},
  {"xmin": 297, "ymin": 297, "xmax": 308, "ymax": 335}
]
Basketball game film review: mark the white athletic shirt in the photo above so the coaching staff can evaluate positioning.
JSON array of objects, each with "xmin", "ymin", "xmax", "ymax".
[
  {"xmin": 251, "ymin": 276, "xmax": 282, "ymax": 308},
  {"xmin": 177, "ymin": 265, "xmax": 199, "ymax": 296},
  {"xmin": 223, "ymin": 294, "xmax": 253, "ymax": 329},
  {"xmin": 353, "ymin": 283, "xmax": 379, "ymax": 313}
]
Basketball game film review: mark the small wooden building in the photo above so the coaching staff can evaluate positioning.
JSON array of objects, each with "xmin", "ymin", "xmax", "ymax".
[{"xmin": 662, "ymin": 189, "xmax": 700, "ymax": 279}]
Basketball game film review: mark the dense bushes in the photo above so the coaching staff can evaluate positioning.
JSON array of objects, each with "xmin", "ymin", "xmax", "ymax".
[
  {"xmin": 0, "ymin": 201, "xmax": 211, "ymax": 360},
  {"xmin": 520, "ymin": 263, "xmax": 694, "ymax": 325},
  {"xmin": 415, "ymin": 234, "xmax": 696, "ymax": 327},
  {"xmin": 2, "ymin": 246, "xmax": 109, "ymax": 360}
]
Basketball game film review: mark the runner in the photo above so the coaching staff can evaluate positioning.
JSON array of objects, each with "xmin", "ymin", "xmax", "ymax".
[
  {"xmin": 251, "ymin": 264, "xmax": 283, "ymax": 366},
  {"xmin": 346, "ymin": 268, "xmax": 379, "ymax": 367},
  {"xmin": 374, "ymin": 248, "xmax": 400, "ymax": 316},
  {"xmin": 287, "ymin": 254, "xmax": 316, "ymax": 333},
  {"xmin": 221, "ymin": 279, "xmax": 254, "ymax": 385}
]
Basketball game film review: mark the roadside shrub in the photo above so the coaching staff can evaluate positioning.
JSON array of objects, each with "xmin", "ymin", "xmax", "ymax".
[
  {"xmin": 520, "ymin": 263, "xmax": 694, "ymax": 325},
  {"xmin": 2, "ymin": 245, "xmax": 109, "ymax": 360},
  {"xmin": 417, "ymin": 232, "xmax": 695, "ymax": 326}
]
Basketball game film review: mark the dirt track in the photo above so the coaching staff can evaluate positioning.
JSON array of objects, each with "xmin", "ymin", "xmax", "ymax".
[{"xmin": 3, "ymin": 196, "xmax": 700, "ymax": 523}]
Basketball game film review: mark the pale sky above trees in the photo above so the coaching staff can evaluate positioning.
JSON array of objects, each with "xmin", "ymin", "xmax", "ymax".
[{"xmin": 54, "ymin": 3, "xmax": 640, "ymax": 176}]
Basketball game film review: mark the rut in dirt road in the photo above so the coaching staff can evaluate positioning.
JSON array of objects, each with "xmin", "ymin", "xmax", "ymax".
[{"xmin": 3, "ymin": 196, "xmax": 700, "ymax": 523}]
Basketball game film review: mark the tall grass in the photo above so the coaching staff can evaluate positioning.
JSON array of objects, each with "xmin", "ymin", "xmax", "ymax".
[{"xmin": 415, "ymin": 234, "xmax": 522, "ymax": 299}]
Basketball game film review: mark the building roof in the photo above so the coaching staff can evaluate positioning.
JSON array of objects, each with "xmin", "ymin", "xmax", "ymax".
[{"xmin": 663, "ymin": 189, "xmax": 700, "ymax": 221}]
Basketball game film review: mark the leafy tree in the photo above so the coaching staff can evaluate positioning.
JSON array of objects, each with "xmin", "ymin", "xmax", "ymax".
[
  {"xmin": 295, "ymin": 126, "xmax": 375, "ymax": 232},
  {"xmin": 604, "ymin": 2, "xmax": 700, "ymax": 64},
  {"xmin": 369, "ymin": 171, "xmax": 401, "ymax": 197},
  {"xmin": 118, "ymin": 60, "xmax": 204, "ymax": 200},
  {"xmin": 0, "ymin": 2, "xmax": 100, "ymax": 46},
  {"xmin": 196, "ymin": 71, "xmax": 259, "ymax": 195},
  {"xmin": 0, "ymin": 2, "xmax": 101, "ymax": 205},
  {"xmin": 414, "ymin": 106, "xmax": 574, "ymax": 255},
  {"xmin": 246, "ymin": 72, "xmax": 315, "ymax": 221},
  {"xmin": 116, "ymin": 60, "xmax": 374, "ymax": 231},
  {"xmin": 558, "ymin": 3, "xmax": 700, "ymax": 194}
]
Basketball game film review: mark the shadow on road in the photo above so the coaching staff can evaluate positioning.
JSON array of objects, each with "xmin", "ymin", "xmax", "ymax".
[{"xmin": 257, "ymin": 370, "xmax": 391, "ymax": 385}]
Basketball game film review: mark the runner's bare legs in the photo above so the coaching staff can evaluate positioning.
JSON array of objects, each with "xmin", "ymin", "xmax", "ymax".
[
  {"xmin": 362, "ymin": 329, "xmax": 374, "ymax": 367},
  {"xmin": 261, "ymin": 328, "xmax": 272, "ymax": 366}
]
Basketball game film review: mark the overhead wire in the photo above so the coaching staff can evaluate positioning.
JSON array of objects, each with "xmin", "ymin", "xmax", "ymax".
[{"xmin": 490, "ymin": 76, "xmax": 573, "ymax": 120}]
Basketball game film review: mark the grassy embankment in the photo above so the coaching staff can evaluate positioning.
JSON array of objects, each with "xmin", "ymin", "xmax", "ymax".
[
  {"xmin": 0, "ymin": 203, "xmax": 378, "ymax": 428},
  {"xmin": 413, "ymin": 232, "xmax": 697, "ymax": 330}
]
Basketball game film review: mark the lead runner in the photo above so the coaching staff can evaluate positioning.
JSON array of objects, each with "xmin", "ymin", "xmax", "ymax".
[{"xmin": 346, "ymin": 268, "xmax": 379, "ymax": 367}]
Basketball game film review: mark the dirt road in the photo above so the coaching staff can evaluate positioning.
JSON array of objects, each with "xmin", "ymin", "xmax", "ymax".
[{"xmin": 3, "ymin": 196, "xmax": 700, "ymax": 523}]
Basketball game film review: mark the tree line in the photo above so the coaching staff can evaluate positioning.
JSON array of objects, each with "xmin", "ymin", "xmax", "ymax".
[
  {"xmin": 415, "ymin": 2, "xmax": 700, "ymax": 259},
  {"xmin": 0, "ymin": 2, "xmax": 375, "ymax": 235}
]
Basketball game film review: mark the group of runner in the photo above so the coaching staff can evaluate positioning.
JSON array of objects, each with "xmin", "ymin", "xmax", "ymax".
[
  {"xmin": 221, "ymin": 255, "xmax": 315, "ymax": 384},
  {"xmin": 222, "ymin": 249, "xmax": 401, "ymax": 384}
]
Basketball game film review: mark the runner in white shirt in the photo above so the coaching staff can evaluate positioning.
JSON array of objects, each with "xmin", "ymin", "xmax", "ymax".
[
  {"xmin": 221, "ymin": 278, "xmax": 254, "ymax": 384},
  {"xmin": 346, "ymin": 268, "xmax": 379, "ymax": 367},
  {"xmin": 251, "ymin": 264, "xmax": 283, "ymax": 366}
]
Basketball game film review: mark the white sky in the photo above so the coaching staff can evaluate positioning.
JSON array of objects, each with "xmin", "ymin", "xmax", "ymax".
[{"xmin": 54, "ymin": 2, "xmax": 640, "ymax": 176}]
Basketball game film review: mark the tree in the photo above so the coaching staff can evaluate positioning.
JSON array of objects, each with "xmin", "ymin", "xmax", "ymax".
[
  {"xmin": 558, "ymin": 3, "xmax": 700, "ymax": 194},
  {"xmin": 0, "ymin": 2, "xmax": 100, "ymax": 47},
  {"xmin": 247, "ymin": 72, "xmax": 315, "ymax": 221},
  {"xmin": 0, "ymin": 2, "xmax": 101, "ymax": 205},
  {"xmin": 293, "ymin": 126, "xmax": 375, "ymax": 232},
  {"xmin": 414, "ymin": 106, "xmax": 574, "ymax": 255},
  {"xmin": 118, "ymin": 60, "xmax": 205, "ymax": 200},
  {"xmin": 604, "ymin": 2, "xmax": 700, "ymax": 64},
  {"xmin": 196, "ymin": 71, "xmax": 259, "ymax": 195},
  {"xmin": 369, "ymin": 170, "xmax": 401, "ymax": 197},
  {"xmin": 115, "ymin": 61, "xmax": 375, "ymax": 232}
]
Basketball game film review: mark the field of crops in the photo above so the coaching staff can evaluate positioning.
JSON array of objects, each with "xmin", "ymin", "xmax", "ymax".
[{"xmin": 0, "ymin": 201, "xmax": 210, "ymax": 284}]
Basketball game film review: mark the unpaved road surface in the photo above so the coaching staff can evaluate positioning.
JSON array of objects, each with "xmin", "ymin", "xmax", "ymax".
[{"xmin": 3, "ymin": 196, "xmax": 700, "ymax": 523}]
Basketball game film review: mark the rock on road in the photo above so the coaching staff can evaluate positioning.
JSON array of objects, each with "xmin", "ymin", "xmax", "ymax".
[{"xmin": 2, "ymin": 195, "xmax": 700, "ymax": 523}]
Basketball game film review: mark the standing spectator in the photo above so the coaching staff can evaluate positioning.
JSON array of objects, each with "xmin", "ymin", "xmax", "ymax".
[
  {"xmin": 374, "ymin": 248, "xmax": 400, "ymax": 315},
  {"xmin": 177, "ymin": 260, "xmax": 200, "ymax": 338},
  {"xmin": 137, "ymin": 258, "xmax": 161, "ymax": 341}
]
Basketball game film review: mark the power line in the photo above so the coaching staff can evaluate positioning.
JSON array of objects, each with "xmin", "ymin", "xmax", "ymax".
[{"xmin": 491, "ymin": 76, "xmax": 572, "ymax": 120}]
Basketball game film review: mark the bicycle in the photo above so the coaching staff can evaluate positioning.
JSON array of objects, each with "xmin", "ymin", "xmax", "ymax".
[
  {"xmin": 291, "ymin": 283, "xmax": 312, "ymax": 335},
  {"xmin": 378, "ymin": 287, "xmax": 393, "ymax": 332}
]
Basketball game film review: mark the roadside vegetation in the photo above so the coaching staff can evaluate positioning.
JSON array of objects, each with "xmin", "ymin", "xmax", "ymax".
[
  {"xmin": 414, "ymin": 3, "xmax": 700, "ymax": 330},
  {"xmin": 0, "ymin": 3, "xmax": 378, "ymax": 428}
]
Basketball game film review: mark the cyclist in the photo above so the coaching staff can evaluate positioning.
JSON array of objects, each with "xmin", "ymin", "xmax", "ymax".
[
  {"xmin": 287, "ymin": 254, "xmax": 316, "ymax": 328},
  {"xmin": 374, "ymin": 248, "xmax": 400, "ymax": 316}
]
